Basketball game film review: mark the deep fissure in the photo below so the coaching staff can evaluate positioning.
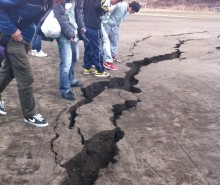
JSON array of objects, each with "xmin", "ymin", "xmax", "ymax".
[
  {"xmin": 69, "ymin": 45, "xmax": 182, "ymax": 128},
  {"xmin": 51, "ymin": 39, "xmax": 187, "ymax": 184}
]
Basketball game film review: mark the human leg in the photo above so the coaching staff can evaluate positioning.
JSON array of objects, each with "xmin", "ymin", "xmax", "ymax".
[
  {"xmin": 32, "ymin": 34, "xmax": 42, "ymax": 52},
  {"xmin": 83, "ymin": 27, "xmax": 95, "ymax": 70},
  {"xmin": 102, "ymin": 24, "xmax": 118, "ymax": 70},
  {"xmin": 0, "ymin": 58, "xmax": 14, "ymax": 115},
  {"xmin": 109, "ymin": 26, "xmax": 120, "ymax": 60},
  {"xmin": 31, "ymin": 34, "xmax": 47, "ymax": 57},
  {"xmin": 57, "ymin": 36, "xmax": 73, "ymax": 94},
  {"xmin": 102, "ymin": 24, "xmax": 113, "ymax": 63},
  {"xmin": 86, "ymin": 27, "xmax": 104, "ymax": 72},
  {"xmin": 7, "ymin": 40, "xmax": 36, "ymax": 118},
  {"xmin": 0, "ymin": 40, "xmax": 48, "ymax": 126},
  {"xmin": 69, "ymin": 41, "xmax": 81, "ymax": 86},
  {"xmin": 0, "ymin": 59, "xmax": 14, "ymax": 94}
]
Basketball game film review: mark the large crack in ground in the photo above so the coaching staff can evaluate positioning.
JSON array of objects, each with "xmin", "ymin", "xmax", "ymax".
[
  {"xmin": 50, "ymin": 39, "xmax": 188, "ymax": 185},
  {"xmin": 61, "ymin": 127, "xmax": 125, "ymax": 185}
]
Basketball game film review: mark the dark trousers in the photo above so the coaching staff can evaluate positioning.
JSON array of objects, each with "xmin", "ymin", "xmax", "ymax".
[
  {"xmin": 0, "ymin": 40, "xmax": 36, "ymax": 117},
  {"xmin": 83, "ymin": 27, "xmax": 104, "ymax": 72}
]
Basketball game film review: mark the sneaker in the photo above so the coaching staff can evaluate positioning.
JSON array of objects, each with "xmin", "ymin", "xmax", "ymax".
[
  {"xmin": 35, "ymin": 50, "xmax": 47, "ymax": 57},
  {"xmin": 71, "ymin": 81, "xmax": 82, "ymax": 88},
  {"xmin": 95, "ymin": 71, "xmax": 110, "ymax": 78},
  {"xmin": 24, "ymin": 114, "xmax": 49, "ymax": 127},
  {"xmin": 0, "ymin": 101, "xmax": 7, "ymax": 115},
  {"xmin": 103, "ymin": 62, "xmax": 118, "ymax": 71},
  {"xmin": 83, "ymin": 67, "xmax": 96, "ymax": 75},
  {"xmin": 61, "ymin": 91, "xmax": 76, "ymax": 100},
  {"xmin": 113, "ymin": 57, "xmax": 122, "ymax": 63},
  {"xmin": 31, "ymin": 49, "xmax": 37, "ymax": 56}
]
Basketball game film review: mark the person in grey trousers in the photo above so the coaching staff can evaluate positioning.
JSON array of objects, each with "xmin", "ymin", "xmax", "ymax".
[{"xmin": 0, "ymin": 0, "xmax": 53, "ymax": 127}]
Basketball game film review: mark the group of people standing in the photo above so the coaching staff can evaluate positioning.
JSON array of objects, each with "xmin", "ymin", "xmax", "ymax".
[{"xmin": 0, "ymin": 0, "xmax": 140, "ymax": 127}]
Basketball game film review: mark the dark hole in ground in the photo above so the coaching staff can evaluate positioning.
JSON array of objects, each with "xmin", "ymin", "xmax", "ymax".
[{"xmin": 61, "ymin": 127, "xmax": 125, "ymax": 185}]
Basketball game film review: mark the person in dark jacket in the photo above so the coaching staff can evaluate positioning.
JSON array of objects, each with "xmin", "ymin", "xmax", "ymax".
[
  {"xmin": 83, "ymin": 0, "xmax": 110, "ymax": 78},
  {"xmin": 53, "ymin": 0, "xmax": 85, "ymax": 100},
  {"xmin": 0, "ymin": 0, "xmax": 53, "ymax": 127}
]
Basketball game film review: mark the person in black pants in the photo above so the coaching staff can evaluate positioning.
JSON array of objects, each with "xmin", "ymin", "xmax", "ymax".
[{"xmin": 83, "ymin": 0, "xmax": 110, "ymax": 78}]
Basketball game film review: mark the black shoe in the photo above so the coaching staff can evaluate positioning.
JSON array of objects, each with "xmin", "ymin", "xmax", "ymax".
[
  {"xmin": 71, "ymin": 81, "xmax": 82, "ymax": 88},
  {"xmin": 24, "ymin": 114, "xmax": 49, "ymax": 127},
  {"xmin": 61, "ymin": 91, "xmax": 76, "ymax": 100}
]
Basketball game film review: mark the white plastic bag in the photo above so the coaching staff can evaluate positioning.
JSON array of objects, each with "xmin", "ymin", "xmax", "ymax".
[{"xmin": 41, "ymin": 11, "xmax": 61, "ymax": 39}]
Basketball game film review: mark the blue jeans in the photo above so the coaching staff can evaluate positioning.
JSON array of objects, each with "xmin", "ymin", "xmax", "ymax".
[
  {"xmin": 56, "ymin": 35, "xmax": 79, "ymax": 95},
  {"xmin": 83, "ymin": 27, "xmax": 104, "ymax": 72},
  {"xmin": 31, "ymin": 34, "xmax": 42, "ymax": 52}
]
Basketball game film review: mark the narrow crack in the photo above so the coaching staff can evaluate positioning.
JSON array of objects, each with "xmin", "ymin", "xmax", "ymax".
[
  {"xmin": 164, "ymin": 31, "xmax": 207, "ymax": 37},
  {"xmin": 128, "ymin": 36, "xmax": 151, "ymax": 56},
  {"xmin": 174, "ymin": 39, "xmax": 194, "ymax": 49},
  {"xmin": 78, "ymin": 127, "xmax": 85, "ymax": 145},
  {"xmin": 50, "ymin": 107, "xmax": 67, "ymax": 170}
]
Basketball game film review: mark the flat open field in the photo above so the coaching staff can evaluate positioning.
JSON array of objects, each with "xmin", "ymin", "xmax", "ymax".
[{"xmin": 0, "ymin": 12, "xmax": 220, "ymax": 185}]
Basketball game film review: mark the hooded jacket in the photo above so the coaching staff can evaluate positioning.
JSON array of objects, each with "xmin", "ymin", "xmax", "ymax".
[
  {"xmin": 104, "ymin": 2, "xmax": 129, "ymax": 28},
  {"xmin": 83, "ymin": 0, "xmax": 107, "ymax": 29},
  {"xmin": 53, "ymin": 0, "xmax": 85, "ymax": 40},
  {"xmin": 0, "ymin": 0, "xmax": 52, "ymax": 43}
]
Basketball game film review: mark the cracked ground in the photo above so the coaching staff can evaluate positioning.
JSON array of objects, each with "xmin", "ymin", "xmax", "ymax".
[{"xmin": 0, "ymin": 12, "xmax": 220, "ymax": 185}]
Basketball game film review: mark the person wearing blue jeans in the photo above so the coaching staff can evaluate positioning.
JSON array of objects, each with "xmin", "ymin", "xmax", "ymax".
[
  {"xmin": 53, "ymin": 0, "xmax": 85, "ymax": 100},
  {"xmin": 57, "ymin": 35, "xmax": 80, "ymax": 96},
  {"xmin": 31, "ymin": 34, "xmax": 48, "ymax": 57}
]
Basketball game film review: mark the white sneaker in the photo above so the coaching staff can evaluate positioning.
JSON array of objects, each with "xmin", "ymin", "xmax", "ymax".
[
  {"xmin": 31, "ymin": 49, "xmax": 37, "ymax": 56},
  {"xmin": 35, "ymin": 50, "xmax": 48, "ymax": 57}
]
